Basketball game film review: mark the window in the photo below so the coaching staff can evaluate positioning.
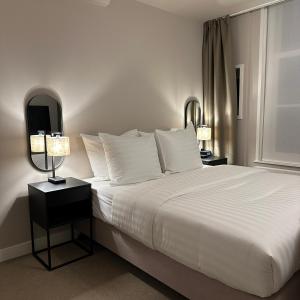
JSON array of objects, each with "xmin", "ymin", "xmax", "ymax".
[{"xmin": 257, "ymin": 0, "xmax": 300, "ymax": 167}]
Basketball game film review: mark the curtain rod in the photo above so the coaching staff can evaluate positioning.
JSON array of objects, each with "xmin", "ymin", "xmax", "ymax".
[{"xmin": 229, "ymin": 0, "xmax": 286, "ymax": 17}]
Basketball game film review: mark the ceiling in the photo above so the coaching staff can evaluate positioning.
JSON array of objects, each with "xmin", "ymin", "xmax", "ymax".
[{"xmin": 136, "ymin": 0, "xmax": 273, "ymax": 21}]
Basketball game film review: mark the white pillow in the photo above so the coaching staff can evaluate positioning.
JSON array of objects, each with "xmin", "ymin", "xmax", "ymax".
[
  {"xmin": 138, "ymin": 128, "xmax": 178, "ymax": 136},
  {"xmin": 138, "ymin": 129, "xmax": 181, "ymax": 169},
  {"xmin": 139, "ymin": 130, "xmax": 177, "ymax": 169},
  {"xmin": 99, "ymin": 133, "xmax": 163, "ymax": 185},
  {"xmin": 155, "ymin": 123, "xmax": 202, "ymax": 173},
  {"xmin": 81, "ymin": 129, "xmax": 138, "ymax": 179},
  {"xmin": 138, "ymin": 131, "xmax": 154, "ymax": 137}
]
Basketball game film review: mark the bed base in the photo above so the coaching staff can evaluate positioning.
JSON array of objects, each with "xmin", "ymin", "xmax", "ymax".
[{"xmin": 80, "ymin": 218, "xmax": 300, "ymax": 300}]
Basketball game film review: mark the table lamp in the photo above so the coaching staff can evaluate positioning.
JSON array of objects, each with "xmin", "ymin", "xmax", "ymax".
[
  {"xmin": 197, "ymin": 125, "xmax": 212, "ymax": 158},
  {"xmin": 30, "ymin": 131, "xmax": 50, "ymax": 169},
  {"xmin": 30, "ymin": 134, "xmax": 45, "ymax": 153},
  {"xmin": 46, "ymin": 135, "xmax": 70, "ymax": 184}
]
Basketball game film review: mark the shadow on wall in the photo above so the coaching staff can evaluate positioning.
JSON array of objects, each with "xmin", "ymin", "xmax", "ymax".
[
  {"xmin": 0, "ymin": 105, "xmax": 47, "ymax": 248},
  {"xmin": 24, "ymin": 87, "xmax": 62, "ymax": 111},
  {"xmin": 64, "ymin": 65, "xmax": 182, "ymax": 134},
  {"xmin": 0, "ymin": 196, "xmax": 31, "ymax": 249},
  {"xmin": 60, "ymin": 66, "xmax": 185, "ymax": 178}
]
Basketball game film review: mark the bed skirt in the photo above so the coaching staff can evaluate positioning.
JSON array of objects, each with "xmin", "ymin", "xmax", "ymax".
[{"xmin": 79, "ymin": 218, "xmax": 300, "ymax": 300}]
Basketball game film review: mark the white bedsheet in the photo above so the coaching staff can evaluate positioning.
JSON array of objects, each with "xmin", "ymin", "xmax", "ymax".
[
  {"xmin": 83, "ymin": 178, "xmax": 112, "ymax": 223},
  {"xmin": 111, "ymin": 165, "xmax": 300, "ymax": 298},
  {"xmin": 85, "ymin": 178, "xmax": 135, "ymax": 223}
]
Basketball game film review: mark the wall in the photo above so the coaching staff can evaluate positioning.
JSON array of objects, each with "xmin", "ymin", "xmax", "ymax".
[{"xmin": 0, "ymin": 0, "xmax": 203, "ymax": 250}]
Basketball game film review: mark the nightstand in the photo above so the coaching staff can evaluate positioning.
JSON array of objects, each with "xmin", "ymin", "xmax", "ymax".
[
  {"xmin": 202, "ymin": 156, "xmax": 227, "ymax": 166},
  {"xmin": 28, "ymin": 177, "xmax": 93, "ymax": 271}
]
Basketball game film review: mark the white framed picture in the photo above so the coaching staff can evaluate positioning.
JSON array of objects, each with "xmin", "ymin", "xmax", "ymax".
[{"xmin": 235, "ymin": 64, "xmax": 244, "ymax": 120}]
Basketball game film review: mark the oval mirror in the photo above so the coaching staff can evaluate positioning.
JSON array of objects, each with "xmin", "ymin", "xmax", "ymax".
[
  {"xmin": 184, "ymin": 97, "xmax": 201, "ymax": 130},
  {"xmin": 26, "ymin": 94, "xmax": 64, "ymax": 172}
]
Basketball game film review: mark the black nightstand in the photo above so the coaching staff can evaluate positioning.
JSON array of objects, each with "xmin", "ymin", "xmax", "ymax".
[
  {"xmin": 202, "ymin": 156, "xmax": 227, "ymax": 166},
  {"xmin": 28, "ymin": 177, "xmax": 93, "ymax": 271}
]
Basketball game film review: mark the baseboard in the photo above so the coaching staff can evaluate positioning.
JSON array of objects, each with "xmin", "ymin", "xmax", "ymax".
[{"xmin": 0, "ymin": 230, "xmax": 70, "ymax": 263}]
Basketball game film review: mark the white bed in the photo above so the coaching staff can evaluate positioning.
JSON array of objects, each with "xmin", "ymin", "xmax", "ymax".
[
  {"xmin": 84, "ymin": 178, "xmax": 113, "ymax": 223},
  {"xmin": 85, "ymin": 165, "xmax": 300, "ymax": 298},
  {"xmin": 85, "ymin": 178, "xmax": 135, "ymax": 224}
]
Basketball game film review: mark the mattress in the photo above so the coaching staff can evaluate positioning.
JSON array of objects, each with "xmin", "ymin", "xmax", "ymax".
[
  {"xmin": 110, "ymin": 165, "xmax": 300, "ymax": 298},
  {"xmin": 84, "ymin": 178, "xmax": 136, "ymax": 224},
  {"xmin": 83, "ymin": 178, "xmax": 112, "ymax": 223},
  {"xmin": 85, "ymin": 166, "xmax": 212, "ymax": 222}
]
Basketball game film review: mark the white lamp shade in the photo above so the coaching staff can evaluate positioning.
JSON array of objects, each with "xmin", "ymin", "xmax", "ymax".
[
  {"xmin": 30, "ymin": 135, "xmax": 46, "ymax": 152},
  {"xmin": 197, "ymin": 127, "xmax": 211, "ymax": 141},
  {"xmin": 46, "ymin": 136, "xmax": 70, "ymax": 157}
]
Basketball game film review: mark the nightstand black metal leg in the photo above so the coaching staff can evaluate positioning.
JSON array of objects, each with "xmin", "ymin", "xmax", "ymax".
[
  {"xmin": 71, "ymin": 223, "xmax": 74, "ymax": 241},
  {"xmin": 46, "ymin": 229, "xmax": 52, "ymax": 271},
  {"xmin": 90, "ymin": 217, "xmax": 93, "ymax": 254},
  {"xmin": 30, "ymin": 219, "xmax": 35, "ymax": 254}
]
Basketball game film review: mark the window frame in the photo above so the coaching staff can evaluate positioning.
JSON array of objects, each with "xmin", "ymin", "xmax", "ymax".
[{"xmin": 254, "ymin": 7, "xmax": 300, "ymax": 168}]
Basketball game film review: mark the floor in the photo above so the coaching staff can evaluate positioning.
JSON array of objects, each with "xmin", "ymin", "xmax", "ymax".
[{"xmin": 0, "ymin": 243, "xmax": 185, "ymax": 300}]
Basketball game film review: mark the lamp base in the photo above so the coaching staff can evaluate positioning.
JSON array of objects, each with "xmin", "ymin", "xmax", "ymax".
[
  {"xmin": 200, "ymin": 149, "xmax": 212, "ymax": 158},
  {"xmin": 48, "ymin": 176, "xmax": 66, "ymax": 184}
]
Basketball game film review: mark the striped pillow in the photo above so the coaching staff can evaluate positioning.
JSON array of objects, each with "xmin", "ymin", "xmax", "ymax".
[
  {"xmin": 81, "ymin": 129, "xmax": 138, "ymax": 179},
  {"xmin": 155, "ymin": 123, "xmax": 203, "ymax": 173},
  {"xmin": 99, "ymin": 133, "xmax": 163, "ymax": 185}
]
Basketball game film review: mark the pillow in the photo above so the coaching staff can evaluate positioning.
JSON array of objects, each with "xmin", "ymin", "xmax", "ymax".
[
  {"xmin": 138, "ymin": 131, "xmax": 154, "ymax": 137},
  {"xmin": 139, "ymin": 130, "xmax": 176, "ymax": 169},
  {"xmin": 138, "ymin": 128, "xmax": 178, "ymax": 136},
  {"xmin": 99, "ymin": 133, "xmax": 163, "ymax": 185},
  {"xmin": 155, "ymin": 123, "xmax": 202, "ymax": 173},
  {"xmin": 139, "ymin": 128, "xmax": 183, "ymax": 170},
  {"xmin": 81, "ymin": 129, "xmax": 138, "ymax": 179}
]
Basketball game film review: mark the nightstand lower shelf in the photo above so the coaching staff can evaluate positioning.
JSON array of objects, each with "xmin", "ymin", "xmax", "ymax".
[{"xmin": 31, "ymin": 221, "xmax": 93, "ymax": 271}]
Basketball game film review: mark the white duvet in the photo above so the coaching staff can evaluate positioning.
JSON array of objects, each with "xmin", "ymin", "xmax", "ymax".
[{"xmin": 111, "ymin": 165, "xmax": 300, "ymax": 297}]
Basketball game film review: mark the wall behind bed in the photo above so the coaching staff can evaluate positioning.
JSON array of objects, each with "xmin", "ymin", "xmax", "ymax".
[{"xmin": 0, "ymin": 0, "xmax": 203, "ymax": 252}]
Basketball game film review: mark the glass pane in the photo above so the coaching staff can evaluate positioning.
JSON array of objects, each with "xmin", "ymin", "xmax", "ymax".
[{"xmin": 262, "ymin": 0, "xmax": 300, "ymax": 165}]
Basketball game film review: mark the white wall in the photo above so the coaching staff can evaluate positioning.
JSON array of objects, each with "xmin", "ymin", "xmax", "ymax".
[{"xmin": 0, "ymin": 0, "xmax": 203, "ymax": 250}]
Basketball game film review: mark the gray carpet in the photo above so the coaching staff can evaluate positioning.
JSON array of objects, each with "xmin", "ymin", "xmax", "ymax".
[{"xmin": 0, "ymin": 244, "xmax": 185, "ymax": 300}]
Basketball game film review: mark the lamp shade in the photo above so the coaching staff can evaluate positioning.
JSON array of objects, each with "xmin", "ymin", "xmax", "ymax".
[
  {"xmin": 46, "ymin": 136, "xmax": 70, "ymax": 157},
  {"xmin": 197, "ymin": 126, "xmax": 211, "ymax": 141},
  {"xmin": 30, "ymin": 134, "xmax": 45, "ymax": 152}
]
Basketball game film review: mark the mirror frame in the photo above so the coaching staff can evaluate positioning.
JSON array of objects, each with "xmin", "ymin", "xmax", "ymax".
[
  {"xmin": 184, "ymin": 96, "xmax": 202, "ymax": 130},
  {"xmin": 25, "ymin": 92, "xmax": 64, "ymax": 172}
]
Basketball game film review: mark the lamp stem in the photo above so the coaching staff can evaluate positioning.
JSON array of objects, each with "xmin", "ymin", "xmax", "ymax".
[
  {"xmin": 44, "ymin": 134, "xmax": 48, "ymax": 170},
  {"xmin": 52, "ymin": 157, "xmax": 55, "ymax": 178}
]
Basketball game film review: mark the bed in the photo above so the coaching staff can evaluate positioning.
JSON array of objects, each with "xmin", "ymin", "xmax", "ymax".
[{"xmin": 82, "ymin": 165, "xmax": 300, "ymax": 300}]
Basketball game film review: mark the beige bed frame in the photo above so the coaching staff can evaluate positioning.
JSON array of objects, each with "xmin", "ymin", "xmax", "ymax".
[{"xmin": 80, "ymin": 218, "xmax": 300, "ymax": 300}]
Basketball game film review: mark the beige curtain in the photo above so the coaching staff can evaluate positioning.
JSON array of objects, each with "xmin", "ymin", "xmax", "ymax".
[{"xmin": 202, "ymin": 16, "xmax": 237, "ymax": 164}]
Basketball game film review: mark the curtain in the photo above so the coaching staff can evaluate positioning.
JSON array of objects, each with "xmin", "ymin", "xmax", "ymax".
[{"xmin": 202, "ymin": 16, "xmax": 237, "ymax": 164}]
